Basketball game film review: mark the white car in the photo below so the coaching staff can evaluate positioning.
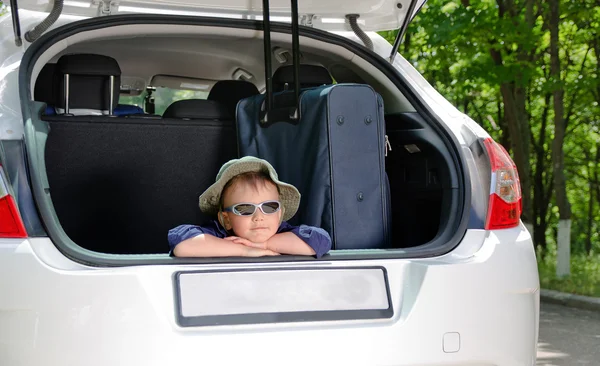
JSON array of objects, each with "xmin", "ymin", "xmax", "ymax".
[{"xmin": 0, "ymin": 0, "xmax": 539, "ymax": 365}]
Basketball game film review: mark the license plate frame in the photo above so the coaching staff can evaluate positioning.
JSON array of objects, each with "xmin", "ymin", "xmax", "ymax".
[{"xmin": 173, "ymin": 266, "xmax": 393, "ymax": 327}]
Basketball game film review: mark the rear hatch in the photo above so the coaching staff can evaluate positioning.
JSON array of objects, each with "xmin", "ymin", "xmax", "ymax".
[{"xmin": 14, "ymin": 0, "xmax": 425, "ymax": 31}]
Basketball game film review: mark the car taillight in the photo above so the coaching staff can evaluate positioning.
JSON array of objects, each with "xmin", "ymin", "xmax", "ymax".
[
  {"xmin": 0, "ymin": 164, "xmax": 27, "ymax": 238},
  {"xmin": 483, "ymin": 138, "xmax": 522, "ymax": 230}
]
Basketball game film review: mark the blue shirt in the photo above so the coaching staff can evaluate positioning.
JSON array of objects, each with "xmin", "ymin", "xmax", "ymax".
[{"xmin": 168, "ymin": 221, "xmax": 332, "ymax": 258}]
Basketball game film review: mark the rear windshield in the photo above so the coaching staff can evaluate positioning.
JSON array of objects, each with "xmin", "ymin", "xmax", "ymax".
[{"xmin": 119, "ymin": 87, "xmax": 210, "ymax": 115}]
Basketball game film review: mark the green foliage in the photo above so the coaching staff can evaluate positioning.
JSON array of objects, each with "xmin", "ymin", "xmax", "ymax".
[
  {"xmin": 381, "ymin": 0, "xmax": 600, "ymax": 295},
  {"xmin": 538, "ymin": 244, "xmax": 600, "ymax": 297}
]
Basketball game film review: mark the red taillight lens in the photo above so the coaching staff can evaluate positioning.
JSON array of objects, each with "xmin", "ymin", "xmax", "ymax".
[
  {"xmin": 483, "ymin": 138, "xmax": 522, "ymax": 230},
  {"xmin": 0, "ymin": 165, "xmax": 27, "ymax": 238}
]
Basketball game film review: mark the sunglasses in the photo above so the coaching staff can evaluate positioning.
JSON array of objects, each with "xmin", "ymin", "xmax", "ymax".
[{"xmin": 223, "ymin": 200, "xmax": 281, "ymax": 216}]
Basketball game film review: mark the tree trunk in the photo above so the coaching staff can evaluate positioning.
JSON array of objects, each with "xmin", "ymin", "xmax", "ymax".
[
  {"xmin": 592, "ymin": 36, "xmax": 600, "ymax": 105},
  {"xmin": 583, "ymin": 147, "xmax": 594, "ymax": 255},
  {"xmin": 518, "ymin": 0, "xmax": 535, "ymax": 229},
  {"xmin": 403, "ymin": 32, "xmax": 411, "ymax": 55},
  {"xmin": 488, "ymin": 0, "xmax": 534, "ymax": 228},
  {"xmin": 549, "ymin": 0, "xmax": 571, "ymax": 277},
  {"xmin": 497, "ymin": 81, "xmax": 532, "ymax": 225},
  {"xmin": 542, "ymin": 170, "xmax": 554, "ymax": 260},
  {"xmin": 586, "ymin": 170, "xmax": 594, "ymax": 254},
  {"xmin": 497, "ymin": 95, "xmax": 511, "ymax": 149},
  {"xmin": 533, "ymin": 93, "xmax": 552, "ymax": 252},
  {"xmin": 593, "ymin": 145, "xmax": 600, "ymax": 254},
  {"xmin": 596, "ymin": 145, "xmax": 600, "ymax": 209}
]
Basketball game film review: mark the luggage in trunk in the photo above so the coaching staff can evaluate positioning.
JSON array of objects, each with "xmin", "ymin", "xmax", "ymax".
[{"xmin": 236, "ymin": 84, "xmax": 391, "ymax": 249}]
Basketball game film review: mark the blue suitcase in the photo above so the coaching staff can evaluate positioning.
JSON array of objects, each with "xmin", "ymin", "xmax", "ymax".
[{"xmin": 236, "ymin": 84, "xmax": 391, "ymax": 250}]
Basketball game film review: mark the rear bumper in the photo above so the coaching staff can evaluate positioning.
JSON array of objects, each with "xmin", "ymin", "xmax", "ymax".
[{"xmin": 0, "ymin": 225, "xmax": 539, "ymax": 366}]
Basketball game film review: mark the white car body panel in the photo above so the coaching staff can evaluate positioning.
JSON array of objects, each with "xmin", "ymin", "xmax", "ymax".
[{"xmin": 1, "ymin": 225, "xmax": 538, "ymax": 365}]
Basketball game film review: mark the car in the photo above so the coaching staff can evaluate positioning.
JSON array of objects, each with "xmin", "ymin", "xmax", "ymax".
[{"xmin": 0, "ymin": 0, "xmax": 539, "ymax": 365}]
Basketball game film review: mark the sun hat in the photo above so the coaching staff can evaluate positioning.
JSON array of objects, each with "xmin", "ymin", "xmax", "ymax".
[{"xmin": 199, "ymin": 156, "xmax": 300, "ymax": 221}]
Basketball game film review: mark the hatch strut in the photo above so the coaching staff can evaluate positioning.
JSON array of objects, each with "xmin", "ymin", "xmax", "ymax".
[
  {"xmin": 388, "ymin": 0, "xmax": 420, "ymax": 63},
  {"xmin": 9, "ymin": 0, "xmax": 22, "ymax": 46},
  {"xmin": 8, "ymin": 0, "xmax": 64, "ymax": 45},
  {"xmin": 260, "ymin": 0, "xmax": 301, "ymax": 124},
  {"xmin": 24, "ymin": 0, "xmax": 64, "ymax": 43}
]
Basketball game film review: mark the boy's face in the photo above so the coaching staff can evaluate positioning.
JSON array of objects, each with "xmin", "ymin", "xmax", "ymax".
[{"xmin": 221, "ymin": 180, "xmax": 282, "ymax": 243}]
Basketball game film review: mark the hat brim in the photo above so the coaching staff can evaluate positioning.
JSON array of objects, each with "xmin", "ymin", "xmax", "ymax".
[{"xmin": 199, "ymin": 158, "xmax": 300, "ymax": 222}]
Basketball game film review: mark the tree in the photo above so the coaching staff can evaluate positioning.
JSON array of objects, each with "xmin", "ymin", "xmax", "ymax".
[
  {"xmin": 381, "ymin": 0, "xmax": 600, "ymax": 261},
  {"xmin": 548, "ymin": 0, "xmax": 571, "ymax": 277}
]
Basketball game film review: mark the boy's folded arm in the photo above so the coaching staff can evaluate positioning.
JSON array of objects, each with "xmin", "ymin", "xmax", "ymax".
[
  {"xmin": 173, "ymin": 234, "xmax": 248, "ymax": 257},
  {"xmin": 267, "ymin": 232, "xmax": 316, "ymax": 256},
  {"xmin": 168, "ymin": 223, "xmax": 332, "ymax": 258},
  {"xmin": 169, "ymin": 223, "xmax": 242, "ymax": 257},
  {"xmin": 271, "ymin": 225, "xmax": 332, "ymax": 258}
]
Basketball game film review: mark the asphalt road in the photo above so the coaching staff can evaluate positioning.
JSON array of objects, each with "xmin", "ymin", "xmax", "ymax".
[{"xmin": 537, "ymin": 302, "xmax": 600, "ymax": 365}]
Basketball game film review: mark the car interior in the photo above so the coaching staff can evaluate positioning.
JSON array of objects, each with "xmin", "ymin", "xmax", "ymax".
[{"xmin": 29, "ymin": 27, "xmax": 455, "ymax": 255}]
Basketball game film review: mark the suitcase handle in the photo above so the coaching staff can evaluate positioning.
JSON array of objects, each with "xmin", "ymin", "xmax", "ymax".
[{"xmin": 260, "ymin": 0, "xmax": 301, "ymax": 125}]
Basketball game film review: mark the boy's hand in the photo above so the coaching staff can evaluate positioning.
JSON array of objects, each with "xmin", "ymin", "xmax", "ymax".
[
  {"xmin": 244, "ymin": 247, "xmax": 280, "ymax": 257},
  {"xmin": 224, "ymin": 236, "xmax": 281, "ymax": 256},
  {"xmin": 224, "ymin": 236, "xmax": 267, "ymax": 249}
]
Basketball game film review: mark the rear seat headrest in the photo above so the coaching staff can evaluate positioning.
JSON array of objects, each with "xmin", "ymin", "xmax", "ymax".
[
  {"xmin": 162, "ymin": 99, "xmax": 231, "ymax": 120},
  {"xmin": 272, "ymin": 65, "xmax": 333, "ymax": 92},
  {"xmin": 54, "ymin": 53, "xmax": 121, "ymax": 115},
  {"xmin": 57, "ymin": 54, "xmax": 121, "ymax": 76},
  {"xmin": 207, "ymin": 80, "xmax": 259, "ymax": 113}
]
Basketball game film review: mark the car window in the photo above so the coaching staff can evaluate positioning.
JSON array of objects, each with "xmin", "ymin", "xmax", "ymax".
[
  {"xmin": 119, "ymin": 87, "xmax": 210, "ymax": 116},
  {"xmin": 118, "ymin": 93, "xmax": 145, "ymax": 109}
]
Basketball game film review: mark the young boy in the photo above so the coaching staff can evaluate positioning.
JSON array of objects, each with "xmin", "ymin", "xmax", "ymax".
[{"xmin": 168, "ymin": 156, "xmax": 332, "ymax": 258}]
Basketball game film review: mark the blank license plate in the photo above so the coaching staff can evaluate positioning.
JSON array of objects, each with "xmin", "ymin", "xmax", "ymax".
[{"xmin": 174, "ymin": 266, "xmax": 393, "ymax": 327}]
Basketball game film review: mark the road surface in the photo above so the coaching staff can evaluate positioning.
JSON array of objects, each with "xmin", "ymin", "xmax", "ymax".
[{"xmin": 537, "ymin": 302, "xmax": 600, "ymax": 365}]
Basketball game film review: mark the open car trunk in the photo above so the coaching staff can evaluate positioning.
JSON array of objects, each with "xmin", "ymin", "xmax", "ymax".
[{"xmin": 19, "ymin": 14, "xmax": 469, "ymax": 264}]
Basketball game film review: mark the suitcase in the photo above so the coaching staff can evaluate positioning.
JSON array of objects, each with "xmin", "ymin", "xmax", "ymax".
[{"xmin": 236, "ymin": 83, "xmax": 391, "ymax": 249}]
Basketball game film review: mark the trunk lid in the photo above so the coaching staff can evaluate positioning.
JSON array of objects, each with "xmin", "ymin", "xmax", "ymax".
[{"xmin": 14, "ymin": 0, "xmax": 425, "ymax": 31}]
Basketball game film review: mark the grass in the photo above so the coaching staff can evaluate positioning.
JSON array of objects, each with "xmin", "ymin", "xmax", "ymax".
[{"xmin": 537, "ymin": 245, "xmax": 600, "ymax": 297}]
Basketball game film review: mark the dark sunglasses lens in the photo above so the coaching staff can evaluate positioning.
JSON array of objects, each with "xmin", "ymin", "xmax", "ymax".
[
  {"xmin": 262, "ymin": 201, "xmax": 280, "ymax": 214},
  {"xmin": 234, "ymin": 204, "xmax": 256, "ymax": 215}
]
